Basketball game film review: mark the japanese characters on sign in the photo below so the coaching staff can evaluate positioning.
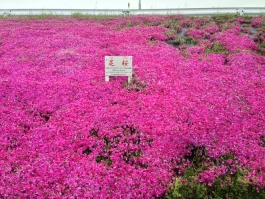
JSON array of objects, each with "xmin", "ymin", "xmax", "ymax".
[{"xmin": 105, "ymin": 56, "xmax": 132, "ymax": 82}]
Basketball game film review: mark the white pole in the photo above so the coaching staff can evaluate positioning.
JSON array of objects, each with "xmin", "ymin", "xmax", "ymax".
[{"xmin": 139, "ymin": 0, "xmax": 141, "ymax": 9}]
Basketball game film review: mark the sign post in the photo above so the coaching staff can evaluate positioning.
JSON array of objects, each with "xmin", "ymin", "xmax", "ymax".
[{"xmin": 105, "ymin": 56, "xmax": 132, "ymax": 83}]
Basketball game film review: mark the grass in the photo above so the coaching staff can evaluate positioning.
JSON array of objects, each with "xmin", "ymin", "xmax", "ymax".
[
  {"xmin": 22, "ymin": 13, "xmax": 61, "ymax": 19},
  {"xmin": 166, "ymin": 148, "xmax": 265, "ymax": 199},
  {"xmin": 71, "ymin": 12, "xmax": 122, "ymax": 19},
  {"xmin": 205, "ymin": 42, "xmax": 229, "ymax": 54},
  {"xmin": 257, "ymin": 43, "xmax": 265, "ymax": 56},
  {"xmin": 212, "ymin": 14, "xmax": 239, "ymax": 25},
  {"xmin": 1, "ymin": 12, "xmax": 62, "ymax": 19},
  {"xmin": 0, "ymin": 12, "xmax": 121, "ymax": 20},
  {"xmin": 241, "ymin": 14, "xmax": 252, "ymax": 24},
  {"xmin": 0, "ymin": 12, "xmax": 257, "ymax": 20},
  {"xmin": 172, "ymin": 36, "xmax": 199, "ymax": 46},
  {"xmin": 261, "ymin": 23, "xmax": 265, "ymax": 30}
]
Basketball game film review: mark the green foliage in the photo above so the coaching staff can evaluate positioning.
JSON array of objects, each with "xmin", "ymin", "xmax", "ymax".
[
  {"xmin": 84, "ymin": 125, "xmax": 152, "ymax": 168},
  {"xmin": 165, "ymin": 29, "xmax": 177, "ymax": 40},
  {"xmin": 261, "ymin": 23, "xmax": 265, "ymax": 30},
  {"xmin": 18, "ymin": 12, "xmax": 60, "ymax": 19},
  {"xmin": 123, "ymin": 150, "xmax": 142, "ymax": 163},
  {"xmin": 31, "ymin": 13, "xmax": 57, "ymax": 19},
  {"xmin": 172, "ymin": 36, "xmax": 198, "ymax": 46},
  {"xmin": 183, "ymin": 36, "xmax": 199, "ymax": 45},
  {"xmin": 167, "ymin": 178, "xmax": 183, "ymax": 199},
  {"xmin": 96, "ymin": 155, "xmax": 112, "ymax": 166},
  {"xmin": 82, "ymin": 147, "xmax": 92, "ymax": 155},
  {"xmin": 171, "ymin": 22, "xmax": 180, "ymax": 31},
  {"xmin": 71, "ymin": 12, "xmax": 85, "ymax": 18},
  {"xmin": 172, "ymin": 38, "xmax": 183, "ymax": 45},
  {"xmin": 241, "ymin": 23, "xmax": 249, "ymax": 28},
  {"xmin": 212, "ymin": 14, "xmax": 239, "ymax": 25},
  {"xmin": 90, "ymin": 128, "xmax": 98, "ymax": 137},
  {"xmin": 241, "ymin": 15, "xmax": 252, "ymax": 24},
  {"xmin": 205, "ymin": 42, "xmax": 229, "ymax": 54},
  {"xmin": 126, "ymin": 23, "xmax": 133, "ymax": 28},
  {"xmin": 167, "ymin": 169, "xmax": 265, "ymax": 199},
  {"xmin": 72, "ymin": 12, "xmax": 119, "ymax": 19},
  {"xmin": 257, "ymin": 43, "xmax": 265, "ymax": 56},
  {"xmin": 166, "ymin": 146, "xmax": 265, "ymax": 199},
  {"xmin": 0, "ymin": 12, "xmax": 121, "ymax": 19}
]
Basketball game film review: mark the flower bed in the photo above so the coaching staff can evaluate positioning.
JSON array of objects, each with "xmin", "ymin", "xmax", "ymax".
[{"xmin": 0, "ymin": 15, "xmax": 265, "ymax": 198}]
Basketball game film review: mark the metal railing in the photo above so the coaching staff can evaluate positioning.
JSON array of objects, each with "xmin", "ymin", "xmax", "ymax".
[{"xmin": 1, "ymin": 7, "xmax": 265, "ymax": 16}]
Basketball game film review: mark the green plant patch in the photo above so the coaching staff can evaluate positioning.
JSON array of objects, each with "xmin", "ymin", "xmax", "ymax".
[
  {"xmin": 167, "ymin": 147, "xmax": 265, "ymax": 199},
  {"xmin": 72, "ymin": 12, "xmax": 120, "ymax": 19},
  {"xmin": 241, "ymin": 15, "xmax": 252, "ymax": 24},
  {"xmin": 261, "ymin": 23, "xmax": 265, "ymax": 30},
  {"xmin": 257, "ymin": 43, "xmax": 265, "ymax": 56},
  {"xmin": 16, "ymin": 13, "xmax": 62, "ymax": 19},
  {"xmin": 171, "ymin": 36, "xmax": 198, "ymax": 46},
  {"xmin": 206, "ymin": 42, "xmax": 229, "ymax": 54},
  {"xmin": 212, "ymin": 14, "xmax": 239, "ymax": 25},
  {"xmin": 165, "ymin": 29, "xmax": 178, "ymax": 40}
]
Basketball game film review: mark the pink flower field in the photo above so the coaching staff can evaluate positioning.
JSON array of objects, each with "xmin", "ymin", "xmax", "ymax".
[{"xmin": 0, "ymin": 15, "xmax": 265, "ymax": 198}]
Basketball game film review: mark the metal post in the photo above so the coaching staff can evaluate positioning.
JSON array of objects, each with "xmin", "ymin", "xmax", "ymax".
[{"xmin": 139, "ymin": 0, "xmax": 141, "ymax": 10}]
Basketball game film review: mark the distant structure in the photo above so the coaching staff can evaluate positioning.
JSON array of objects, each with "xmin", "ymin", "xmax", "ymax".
[
  {"xmin": 139, "ymin": 0, "xmax": 141, "ymax": 9},
  {"xmin": 3, "ymin": 10, "xmax": 11, "ymax": 17}
]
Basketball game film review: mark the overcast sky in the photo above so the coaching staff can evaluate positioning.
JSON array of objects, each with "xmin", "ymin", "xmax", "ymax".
[{"xmin": 1, "ymin": 0, "xmax": 265, "ymax": 9}]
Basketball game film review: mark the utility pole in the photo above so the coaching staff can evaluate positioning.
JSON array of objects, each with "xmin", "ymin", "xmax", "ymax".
[{"xmin": 139, "ymin": 0, "xmax": 141, "ymax": 9}]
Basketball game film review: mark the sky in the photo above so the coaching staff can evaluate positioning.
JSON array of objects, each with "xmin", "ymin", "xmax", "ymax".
[{"xmin": 1, "ymin": 0, "xmax": 265, "ymax": 9}]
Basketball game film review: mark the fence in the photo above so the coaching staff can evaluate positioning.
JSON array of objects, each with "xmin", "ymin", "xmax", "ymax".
[{"xmin": 1, "ymin": 7, "xmax": 265, "ymax": 16}]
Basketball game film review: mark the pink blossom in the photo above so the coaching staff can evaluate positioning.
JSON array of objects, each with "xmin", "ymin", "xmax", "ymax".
[{"xmin": 0, "ymin": 15, "xmax": 265, "ymax": 198}]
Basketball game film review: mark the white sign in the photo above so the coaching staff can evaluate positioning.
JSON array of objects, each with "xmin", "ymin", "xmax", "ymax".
[{"xmin": 105, "ymin": 56, "xmax": 132, "ymax": 82}]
